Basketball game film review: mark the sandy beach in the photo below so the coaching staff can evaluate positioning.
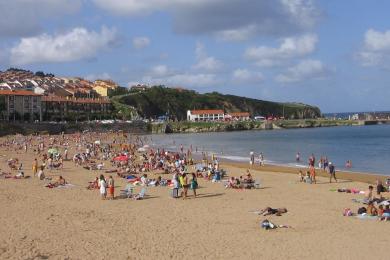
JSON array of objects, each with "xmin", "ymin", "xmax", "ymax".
[{"xmin": 0, "ymin": 135, "xmax": 389, "ymax": 260}]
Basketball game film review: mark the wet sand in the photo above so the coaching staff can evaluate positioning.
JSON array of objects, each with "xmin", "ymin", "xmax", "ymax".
[{"xmin": 0, "ymin": 142, "xmax": 389, "ymax": 259}]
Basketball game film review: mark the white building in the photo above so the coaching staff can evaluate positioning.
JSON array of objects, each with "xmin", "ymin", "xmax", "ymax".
[
  {"xmin": 226, "ymin": 112, "xmax": 251, "ymax": 121},
  {"xmin": 187, "ymin": 109, "xmax": 224, "ymax": 121}
]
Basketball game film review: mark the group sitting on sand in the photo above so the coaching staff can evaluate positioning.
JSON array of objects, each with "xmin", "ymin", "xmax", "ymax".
[{"xmin": 225, "ymin": 169, "xmax": 258, "ymax": 189}]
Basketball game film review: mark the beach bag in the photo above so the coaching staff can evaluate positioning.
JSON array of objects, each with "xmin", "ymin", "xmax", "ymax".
[
  {"xmin": 171, "ymin": 188, "xmax": 179, "ymax": 198},
  {"xmin": 261, "ymin": 220, "xmax": 276, "ymax": 230}
]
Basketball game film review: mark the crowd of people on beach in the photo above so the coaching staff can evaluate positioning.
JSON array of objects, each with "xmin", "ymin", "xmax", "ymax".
[{"xmin": 1, "ymin": 131, "xmax": 389, "ymax": 231}]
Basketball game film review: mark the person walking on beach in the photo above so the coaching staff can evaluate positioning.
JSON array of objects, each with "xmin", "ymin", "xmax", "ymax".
[
  {"xmin": 308, "ymin": 154, "xmax": 315, "ymax": 167},
  {"xmin": 108, "ymin": 175, "xmax": 115, "ymax": 200},
  {"xmin": 328, "ymin": 162, "xmax": 337, "ymax": 183},
  {"xmin": 250, "ymin": 151, "xmax": 255, "ymax": 167},
  {"xmin": 99, "ymin": 175, "xmax": 107, "ymax": 200},
  {"xmin": 190, "ymin": 173, "xmax": 198, "ymax": 198},
  {"xmin": 309, "ymin": 165, "xmax": 316, "ymax": 184}
]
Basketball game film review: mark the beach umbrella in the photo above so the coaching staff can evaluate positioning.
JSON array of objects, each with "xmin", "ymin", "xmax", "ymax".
[
  {"xmin": 94, "ymin": 140, "xmax": 101, "ymax": 145},
  {"xmin": 137, "ymin": 147, "xmax": 146, "ymax": 152},
  {"xmin": 113, "ymin": 155, "xmax": 128, "ymax": 162},
  {"xmin": 48, "ymin": 148, "xmax": 59, "ymax": 155}
]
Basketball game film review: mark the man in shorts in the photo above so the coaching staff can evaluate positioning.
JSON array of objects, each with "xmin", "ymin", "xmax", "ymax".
[{"xmin": 328, "ymin": 162, "xmax": 337, "ymax": 183}]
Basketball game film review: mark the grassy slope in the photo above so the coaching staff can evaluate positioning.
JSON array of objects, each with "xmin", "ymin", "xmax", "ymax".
[{"xmin": 117, "ymin": 86, "xmax": 321, "ymax": 120}]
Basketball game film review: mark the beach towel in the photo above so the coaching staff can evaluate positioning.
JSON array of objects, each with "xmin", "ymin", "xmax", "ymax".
[
  {"xmin": 378, "ymin": 200, "xmax": 390, "ymax": 206},
  {"xmin": 57, "ymin": 184, "xmax": 75, "ymax": 189},
  {"xmin": 352, "ymin": 198, "xmax": 369, "ymax": 204},
  {"xmin": 356, "ymin": 214, "xmax": 378, "ymax": 220}
]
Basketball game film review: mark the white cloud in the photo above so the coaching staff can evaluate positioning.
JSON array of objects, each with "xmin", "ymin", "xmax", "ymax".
[
  {"xmin": 275, "ymin": 59, "xmax": 328, "ymax": 83},
  {"xmin": 245, "ymin": 34, "xmax": 318, "ymax": 66},
  {"xmin": 193, "ymin": 42, "xmax": 223, "ymax": 72},
  {"xmin": 10, "ymin": 27, "xmax": 118, "ymax": 65},
  {"xmin": 85, "ymin": 72, "xmax": 111, "ymax": 81},
  {"xmin": 232, "ymin": 69, "xmax": 263, "ymax": 83},
  {"xmin": 216, "ymin": 25, "xmax": 258, "ymax": 42},
  {"xmin": 93, "ymin": 0, "xmax": 319, "ymax": 40},
  {"xmin": 132, "ymin": 36, "xmax": 150, "ymax": 49},
  {"xmin": 0, "ymin": 0, "xmax": 81, "ymax": 37},
  {"xmin": 143, "ymin": 73, "xmax": 218, "ymax": 87},
  {"xmin": 357, "ymin": 29, "xmax": 390, "ymax": 66},
  {"xmin": 143, "ymin": 64, "xmax": 218, "ymax": 87},
  {"xmin": 150, "ymin": 65, "xmax": 172, "ymax": 77}
]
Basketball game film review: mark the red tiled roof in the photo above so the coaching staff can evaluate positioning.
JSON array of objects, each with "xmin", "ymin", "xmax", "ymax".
[
  {"xmin": 190, "ymin": 109, "xmax": 224, "ymax": 115},
  {"xmin": 229, "ymin": 112, "xmax": 250, "ymax": 117},
  {"xmin": 0, "ymin": 90, "xmax": 41, "ymax": 96}
]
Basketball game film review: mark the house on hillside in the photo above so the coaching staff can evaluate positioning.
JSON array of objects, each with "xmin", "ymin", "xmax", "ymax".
[
  {"xmin": 93, "ymin": 80, "xmax": 118, "ymax": 97},
  {"xmin": 187, "ymin": 109, "xmax": 224, "ymax": 121},
  {"xmin": 131, "ymin": 84, "xmax": 149, "ymax": 92}
]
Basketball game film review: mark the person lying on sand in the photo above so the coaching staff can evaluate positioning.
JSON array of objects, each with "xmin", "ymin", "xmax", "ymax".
[
  {"xmin": 46, "ymin": 176, "xmax": 66, "ymax": 188},
  {"xmin": 258, "ymin": 207, "xmax": 288, "ymax": 216}
]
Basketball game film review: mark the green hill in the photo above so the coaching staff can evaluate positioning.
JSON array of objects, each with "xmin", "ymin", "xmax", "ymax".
[{"xmin": 115, "ymin": 86, "xmax": 321, "ymax": 120}]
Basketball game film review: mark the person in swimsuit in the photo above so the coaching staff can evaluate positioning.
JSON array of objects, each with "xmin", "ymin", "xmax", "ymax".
[
  {"xmin": 258, "ymin": 207, "xmax": 288, "ymax": 216},
  {"xmin": 309, "ymin": 165, "xmax": 316, "ymax": 184}
]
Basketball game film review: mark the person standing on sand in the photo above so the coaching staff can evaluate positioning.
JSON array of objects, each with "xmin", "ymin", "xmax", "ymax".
[
  {"xmin": 180, "ymin": 173, "xmax": 189, "ymax": 199},
  {"xmin": 328, "ymin": 162, "xmax": 337, "ymax": 183},
  {"xmin": 259, "ymin": 152, "xmax": 264, "ymax": 166},
  {"xmin": 190, "ymin": 173, "xmax": 198, "ymax": 198},
  {"xmin": 32, "ymin": 158, "xmax": 38, "ymax": 176},
  {"xmin": 309, "ymin": 165, "xmax": 316, "ymax": 184},
  {"xmin": 108, "ymin": 175, "xmax": 115, "ymax": 200},
  {"xmin": 99, "ymin": 175, "xmax": 107, "ymax": 200}
]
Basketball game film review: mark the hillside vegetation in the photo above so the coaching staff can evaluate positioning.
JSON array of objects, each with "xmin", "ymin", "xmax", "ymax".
[{"xmin": 116, "ymin": 86, "xmax": 321, "ymax": 120}]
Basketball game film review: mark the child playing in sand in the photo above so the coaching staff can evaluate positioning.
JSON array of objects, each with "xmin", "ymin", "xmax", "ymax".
[{"xmin": 299, "ymin": 170, "xmax": 304, "ymax": 182}]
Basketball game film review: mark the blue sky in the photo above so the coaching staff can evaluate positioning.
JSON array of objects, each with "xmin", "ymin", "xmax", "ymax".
[{"xmin": 1, "ymin": 0, "xmax": 390, "ymax": 113}]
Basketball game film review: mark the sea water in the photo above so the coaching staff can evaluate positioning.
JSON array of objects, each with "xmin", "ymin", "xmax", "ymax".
[{"xmin": 149, "ymin": 124, "xmax": 390, "ymax": 175}]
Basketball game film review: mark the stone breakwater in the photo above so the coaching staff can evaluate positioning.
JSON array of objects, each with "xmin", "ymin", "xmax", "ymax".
[{"xmin": 151, "ymin": 119, "xmax": 361, "ymax": 134}]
